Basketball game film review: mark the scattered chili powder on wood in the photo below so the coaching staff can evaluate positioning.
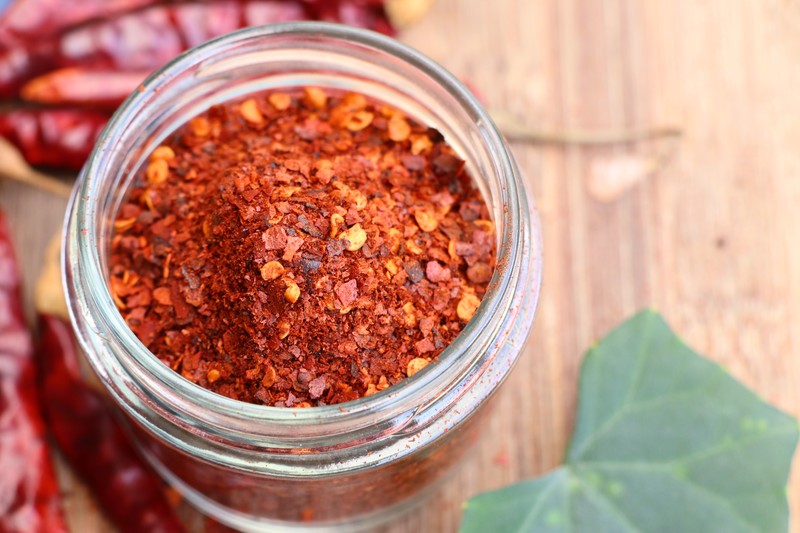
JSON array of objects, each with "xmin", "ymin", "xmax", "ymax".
[{"xmin": 109, "ymin": 88, "xmax": 496, "ymax": 407}]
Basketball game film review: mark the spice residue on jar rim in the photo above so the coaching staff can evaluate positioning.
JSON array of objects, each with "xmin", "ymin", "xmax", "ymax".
[{"xmin": 109, "ymin": 87, "xmax": 496, "ymax": 407}]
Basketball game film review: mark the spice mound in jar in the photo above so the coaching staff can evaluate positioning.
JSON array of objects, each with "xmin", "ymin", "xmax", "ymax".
[{"xmin": 109, "ymin": 88, "xmax": 496, "ymax": 407}]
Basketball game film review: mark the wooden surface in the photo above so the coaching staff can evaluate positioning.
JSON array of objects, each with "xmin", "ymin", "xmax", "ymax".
[{"xmin": 2, "ymin": 0, "xmax": 800, "ymax": 531}]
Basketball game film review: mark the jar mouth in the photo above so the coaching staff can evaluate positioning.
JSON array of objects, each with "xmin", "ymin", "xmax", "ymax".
[{"xmin": 66, "ymin": 22, "xmax": 541, "ymax": 434}]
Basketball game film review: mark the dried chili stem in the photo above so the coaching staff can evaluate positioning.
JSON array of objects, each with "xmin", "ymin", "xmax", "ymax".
[
  {"xmin": 0, "ymin": 138, "xmax": 73, "ymax": 198},
  {"xmin": 386, "ymin": 0, "xmax": 436, "ymax": 28},
  {"xmin": 490, "ymin": 110, "xmax": 683, "ymax": 146}
]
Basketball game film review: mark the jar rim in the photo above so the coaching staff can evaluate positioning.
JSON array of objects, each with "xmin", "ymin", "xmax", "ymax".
[{"xmin": 66, "ymin": 21, "xmax": 541, "ymax": 433}]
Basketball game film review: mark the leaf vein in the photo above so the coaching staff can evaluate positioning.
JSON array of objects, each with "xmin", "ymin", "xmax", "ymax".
[
  {"xmin": 574, "ymin": 426, "xmax": 796, "ymax": 468},
  {"xmin": 570, "ymin": 366, "xmax": 723, "ymax": 460},
  {"xmin": 664, "ymin": 472, "xmax": 762, "ymax": 532},
  {"xmin": 675, "ymin": 425, "xmax": 799, "ymax": 466},
  {"xmin": 579, "ymin": 479, "xmax": 642, "ymax": 533},
  {"xmin": 516, "ymin": 473, "xmax": 564, "ymax": 532},
  {"xmin": 569, "ymin": 315, "xmax": 657, "ymax": 459}
]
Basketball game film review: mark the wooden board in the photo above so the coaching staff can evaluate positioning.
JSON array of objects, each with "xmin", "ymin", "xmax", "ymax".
[{"xmin": 2, "ymin": 0, "xmax": 799, "ymax": 531}]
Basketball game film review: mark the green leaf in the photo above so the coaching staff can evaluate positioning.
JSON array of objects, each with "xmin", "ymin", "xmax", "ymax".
[{"xmin": 460, "ymin": 310, "xmax": 799, "ymax": 533}]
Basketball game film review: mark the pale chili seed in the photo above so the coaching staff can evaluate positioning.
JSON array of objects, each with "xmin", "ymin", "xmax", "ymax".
[
  {"xmin": 304, "ymin": 87, "xmax": 327, "ymax": 109},
  {"xmin": 260, "ymin": 261, "xmax": 285, "ymax": 281},
  {"xmin": 407, "ymin": 358, "xmax": 429, "ymax": 377},
  {"xmin": 339, "ymin": 223, "xmax": 367, "ymax": 251},
  {"xmin": 262, "ymin": 366, "xmax": 277, "ymax": 388},
  {"xmin": 344, "ymin": 111, "xmax": 374, "ymax": 131},
  {"xmin": 330, "ymin": 213, "xmax": 345, "ymax": 238},
  {"xmin": 146, "ymin": 159, "xmax": 169, "ymax": 185},
  {"xmin": 277, "ymin": 320, "xmax": 291, "ymax": 340},
  {"xmin": 151, "ymin": 145, "xmax": 176, "ymax": 161},
  {"xmin": 457, "ymin": 293, "xmax": 481, "ymax": 322},
  {"xmin": 190, "ymin": 116, "xmax": 211, "ymax": 137},
  {"xmin": 240, "ymin": 98, "xmax": 264, "ymax": 124},
  {"xmin": 268, "ymin": 92, "xmax": 292, "ymax": 111},
  {"xmin": 388, "ymin": 114, "xmax": 411, "ymax": 142},
  {"xmin": 414, "ymin": 208, "xmax": 438, "ymax": 232},
  {"xmin": 284, "ymin": 280, "xmax": 301, "ymax": 303}
]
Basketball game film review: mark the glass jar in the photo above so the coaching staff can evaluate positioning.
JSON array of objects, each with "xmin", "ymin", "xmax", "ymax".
[{"xmin": 64, "ymin": 22, "xmax": 542, "ymax": 532}]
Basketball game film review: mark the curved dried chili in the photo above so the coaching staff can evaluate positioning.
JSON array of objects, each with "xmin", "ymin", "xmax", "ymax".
[
  {"xmin": 0, "ymin": 0, "xmax": 393, "ymax": 98},
  {"xmin": 37, "ymin": 313, "xmax": 186, "ymax": 533},
  {"xmin": 0, "ymin": 108, "xmax": 109, "ymax": 170},
  {"xmin": 0, "ymin": 210, "xmax": 66, "ymax": 533}
]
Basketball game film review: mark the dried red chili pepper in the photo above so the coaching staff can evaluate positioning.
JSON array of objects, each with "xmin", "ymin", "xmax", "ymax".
[
  {"xmin": 0, "ymin": 0, "xmax": 393, "ymax": 98},
  {"xmin": 20, "ymin": 68, "xmax": 150, "ymax": 109},
  {"xmin": 37, "ymin": 313, "xmax": 187, "ymax": 533},
  {"xmin": 0, "ymin": 108, "xmax": 109, "ymax": 169},
  {"xmin": 304, "ymin": 0, "xmax": 394, "ymax": 35},
  {"xmin": 0, "ymin": 210, "xmax": 67, "ymax": 533},
  {"xmin": 0, "ymin": 0, "xmax": 392, "ymax": 45},
  {"xmin": 0, "ymin": 0, "xmax": 160, "ymax": 45}
]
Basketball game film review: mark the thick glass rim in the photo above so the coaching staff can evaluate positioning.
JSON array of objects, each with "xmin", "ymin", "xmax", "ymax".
[{"xmin": 67, "ymin": 22, "xmax": 540, "ymax": 431}]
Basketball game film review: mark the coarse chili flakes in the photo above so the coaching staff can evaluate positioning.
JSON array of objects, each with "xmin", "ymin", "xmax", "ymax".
[{"xmin": 109, "ymin": 87, "xmax": 497, "ymax": 407}]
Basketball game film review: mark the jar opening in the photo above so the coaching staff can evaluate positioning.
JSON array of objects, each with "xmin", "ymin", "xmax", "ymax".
[{"xmin": 65, "ymin": 22, "xmax": 540, "ymax": 441}]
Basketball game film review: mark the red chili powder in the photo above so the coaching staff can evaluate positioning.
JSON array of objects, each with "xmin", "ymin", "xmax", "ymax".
[{"xmin": 109, "ymin": 87, "xmax": 496, "ymax": 407}]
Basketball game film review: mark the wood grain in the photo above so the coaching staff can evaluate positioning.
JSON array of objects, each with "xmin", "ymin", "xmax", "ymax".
[{"xmin": 1, "ymin": 0, "xmax": 799, "ymax": 531}]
